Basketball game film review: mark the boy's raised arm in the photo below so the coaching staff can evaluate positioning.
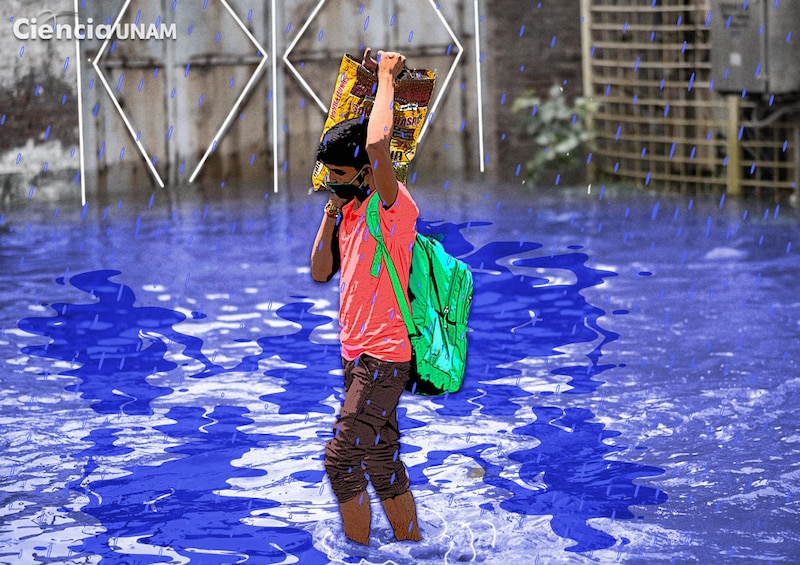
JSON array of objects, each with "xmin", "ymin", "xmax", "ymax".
[{"xmin": 366, "ymin": 50, "xmax": 406, "ymax": 207}]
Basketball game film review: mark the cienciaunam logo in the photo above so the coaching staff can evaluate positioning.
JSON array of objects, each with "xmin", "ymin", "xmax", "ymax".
[{"xmin": 11, "ymin": 10, "xmax": 177, "ymax": 41}]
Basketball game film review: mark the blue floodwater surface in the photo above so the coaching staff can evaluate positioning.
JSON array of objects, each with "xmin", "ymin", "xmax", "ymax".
[{"xmin": 0, "ymin": 182, "xmax": 798, "ymax": 564}]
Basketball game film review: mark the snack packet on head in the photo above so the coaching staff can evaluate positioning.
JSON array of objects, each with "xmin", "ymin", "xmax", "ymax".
[{"xmin": 312, "ymin": 53, "xmax": 436, "ymax": 191}]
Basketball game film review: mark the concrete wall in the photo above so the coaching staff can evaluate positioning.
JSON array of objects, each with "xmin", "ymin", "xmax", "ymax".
[
  {"xmin": 484, "ymin": 0, "xmax": 584, "ymax": 184},
  {"xmin": 0, "ymin": 0, "xmax": 585, "ymax": 205},
  {"xmin": 0, "ymin": 0, "xmax": 80, "ymax": 202}
]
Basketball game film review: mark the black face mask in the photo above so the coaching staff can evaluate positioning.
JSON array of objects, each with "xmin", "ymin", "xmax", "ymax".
[{"xmin": 325, "ymin": 165, "xmax": 370, "ymax": 202}]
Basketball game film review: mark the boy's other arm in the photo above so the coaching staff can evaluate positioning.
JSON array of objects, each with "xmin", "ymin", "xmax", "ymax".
[{"xmin": 310, "ymin": 197, "xmax": 343, "ymax": 282}]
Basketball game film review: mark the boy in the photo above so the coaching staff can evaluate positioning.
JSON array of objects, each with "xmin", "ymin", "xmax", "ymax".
[{"xmin": 310, "ymin": 50, "xmax": 421, "ymax": 546}]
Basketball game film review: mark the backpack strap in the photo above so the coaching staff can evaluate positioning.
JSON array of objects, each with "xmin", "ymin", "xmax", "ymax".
[{"xmin": 365, "ymin": 194, "xmax": 416, "ymax": 337}]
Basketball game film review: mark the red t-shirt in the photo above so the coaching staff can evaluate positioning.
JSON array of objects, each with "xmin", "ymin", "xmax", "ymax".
[{"xmin": 337, "ymin": 183, "xmax": 419, "ymax": 362}]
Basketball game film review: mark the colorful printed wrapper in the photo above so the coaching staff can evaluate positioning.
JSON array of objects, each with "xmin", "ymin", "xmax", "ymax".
[{"xmin": 312, "ymin": 53, "xmax": 436, "ymax": 190}]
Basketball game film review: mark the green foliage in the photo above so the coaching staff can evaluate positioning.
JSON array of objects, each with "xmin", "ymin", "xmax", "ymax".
[{"xmin": 513, "ymin": 84, "xmax": 600, "ymax": 184}]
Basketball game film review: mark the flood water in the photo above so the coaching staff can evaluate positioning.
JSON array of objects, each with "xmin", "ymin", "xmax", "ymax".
[{"xmin": 0, "ymin": 181, "xmax": 798, "ymax": 563}]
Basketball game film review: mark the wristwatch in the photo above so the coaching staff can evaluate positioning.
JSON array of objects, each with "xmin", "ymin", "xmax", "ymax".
[{"xmin": 324, "ymin": 201, "xmax": 341, "ymax": 218}]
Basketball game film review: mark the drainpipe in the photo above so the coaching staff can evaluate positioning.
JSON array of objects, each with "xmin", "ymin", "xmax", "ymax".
[
  {"xmin": 794, "ymin": 117, "xmax": 800, "ymax": 206},
  {"xmin": 726, "ymin": 94, "xmax": 742, "ymax": 198},
  {"xmin": 579, "ymin": 0, "xmax": 596, "ymax": 183}
]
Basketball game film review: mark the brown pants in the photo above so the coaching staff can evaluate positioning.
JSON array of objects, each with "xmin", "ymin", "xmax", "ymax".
[{"xmin": 324, "ymin": 354, "xmax": 411, "ymax": 504}]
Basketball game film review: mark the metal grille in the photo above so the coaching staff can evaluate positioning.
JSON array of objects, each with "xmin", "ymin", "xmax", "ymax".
[{"xmin": 580, "ymin": 0, "xmax": 797, "ymax": 202}]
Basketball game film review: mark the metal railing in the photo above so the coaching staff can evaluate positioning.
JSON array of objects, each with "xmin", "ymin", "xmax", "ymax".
[{"xmin": 580, "ymin": 0, "xmax": 798, "ymax": 202}]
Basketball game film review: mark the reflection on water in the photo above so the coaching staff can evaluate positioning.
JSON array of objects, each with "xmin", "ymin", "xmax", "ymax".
[
  {"xmin": 12, "ymin": 210, "xmax": 668, "ymax": 560},
  {"xmin": 18, "ymin": 270, "xmax": 218, "ymax": 416},
  {"xmin": 490, "ymin": 406, "xmax": 667, "ymax": 553},
  {"xmin": 67, "ymin": 405, "xmax": 328, "ymax": 564}
]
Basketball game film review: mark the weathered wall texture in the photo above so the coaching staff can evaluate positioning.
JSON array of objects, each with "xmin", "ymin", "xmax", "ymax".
[
  {"xmin": 484, "ymin": 0, "xmax": 584, "ymax": 183},
  {"xmin": 0, "ymin": 0, "xmax": 585, "ymax": 204},
  {"xmin": 1, "ymin": 1, "xmax": 80, "ymax": 202}
]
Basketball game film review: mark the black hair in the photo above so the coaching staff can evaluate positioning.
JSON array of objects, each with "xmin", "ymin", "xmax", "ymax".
[{"xmin": 316, "ymin": 118, "xmax": 370, "ymax": 169}]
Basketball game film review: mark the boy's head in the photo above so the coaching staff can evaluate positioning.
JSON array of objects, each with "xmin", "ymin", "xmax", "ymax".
[
  {"xmin": 316, "ymin": 118, "xmax": 373, "ymax": 201},
  {"xmin": 316, "ymin": 118, "xmax": 370, "ymax": 169}
]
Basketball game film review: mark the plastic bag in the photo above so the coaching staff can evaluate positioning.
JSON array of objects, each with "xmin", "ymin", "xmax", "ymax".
[{"xmin": 312, "ymin": 52, "xmax": 436, "ymax": 190}]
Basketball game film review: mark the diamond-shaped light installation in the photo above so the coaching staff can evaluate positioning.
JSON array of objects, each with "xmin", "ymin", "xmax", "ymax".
[
  {"xmin": 282, "ymin": 0, "xmax": 465, "ymax": 145},
  {"xmin": 91, "ymin": 0, "xmax": 269, "ymax": 188},
  {"xmin": 91, "ymin": 0, "xmax": 163, "ymax": 187},
  {"xmin": 187, "ymin": 0, "xmax": 269, "ymax": 184}
]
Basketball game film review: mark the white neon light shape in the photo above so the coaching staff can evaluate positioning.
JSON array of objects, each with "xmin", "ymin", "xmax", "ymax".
[
  {"xmin": 90, "ymin": 0, "xmax": 163, "ymax": 187},
  {"xmin": 91, "ymin": 0, "xmax": 269, "ymax": 188},
  {"xmin": 189, "ymin": 0, "xmax": 269, "ymax": 184},
  {"xmin": 417, "ymin": 0, "xmax": 463, "ymax": 144},
  {"xmin": 282, "ymin": 0, "xmax": 330, "ymax": 114},
  {"xmin": 74, "ymin": 0, "xmax": 87, "ymax": 204},
  {"xmin": 473, "ymin": 0, "xmax": 485, "ymax": 172},
  {"xmin": 271, "ymin": 0, "xmax": 279, "ymax": 192},
  {"xmin": 91, "ymin": 0, "xmax": 164, "ymax": 187}
]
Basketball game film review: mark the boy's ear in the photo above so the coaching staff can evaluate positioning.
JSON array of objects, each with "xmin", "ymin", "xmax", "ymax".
[{"xmin": 360, "ymin": 164, "xmax": 373, "ymax": 184}]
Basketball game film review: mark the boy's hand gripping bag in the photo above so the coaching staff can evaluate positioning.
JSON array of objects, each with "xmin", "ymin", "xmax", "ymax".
[{"xmin": 312, "ymin": 52, "xmax": 436, "ymax": 190}]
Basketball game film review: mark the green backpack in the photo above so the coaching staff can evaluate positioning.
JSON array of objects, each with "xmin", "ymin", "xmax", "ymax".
[{"xmin": 366, "ymin": 194, "xmax": 473, "ymax": 395}]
